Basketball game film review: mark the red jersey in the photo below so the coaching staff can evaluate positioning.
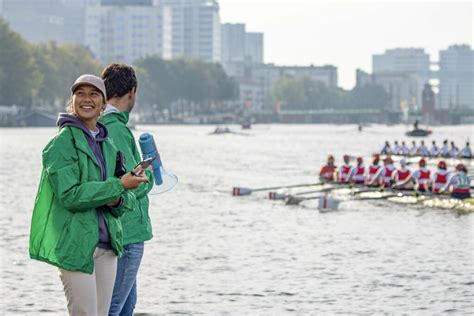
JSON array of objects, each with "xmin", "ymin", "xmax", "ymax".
[{"xmin": 319, "ymin": 165, "xmax": 336, "ymax": 181}]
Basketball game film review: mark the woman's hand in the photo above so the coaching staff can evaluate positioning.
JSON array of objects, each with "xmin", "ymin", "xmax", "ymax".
[{"xmin": 121, "ymin": 165, "xmax": 149, "ymax": 190}]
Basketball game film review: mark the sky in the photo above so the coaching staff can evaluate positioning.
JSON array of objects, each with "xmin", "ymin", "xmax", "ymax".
[{"xmin": 218, "ymin": 0, "xmax": 473, "ymax": 89}]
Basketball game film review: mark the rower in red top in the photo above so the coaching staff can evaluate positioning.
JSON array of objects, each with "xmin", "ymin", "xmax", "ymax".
[
  {"xmin": 338, "ymin": 154, "xmax": 352, "ymax": 183},
  {"xmin": 368, "ymin": 156, "xmax": 396, "ymax": 188},
  {"xmin": 395, "ymin": 158, "xmax": 431, "ymax": 192},
  {"xmin": 367, "ymin": 154, "xmax": 381, "ymax": 185},
  {"xmin": 394, "ymin": 158, "xmax": 412, "ymax": 189},
  {"xmin": 350, "ymin": 157, "xmax": 366, "ymax": 184},
  {"xmin": 319, "ymin": 155, "xmax": 337, "ymax": 182},
  {"xmin": 430, "ymin": 161, "xmax": 449, "ymax": 194}
]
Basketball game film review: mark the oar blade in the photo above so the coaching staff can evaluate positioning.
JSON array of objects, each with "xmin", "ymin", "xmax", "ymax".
[{"xmin": 232, "ymin": 187, "xmax": 252, "ymax": 196}]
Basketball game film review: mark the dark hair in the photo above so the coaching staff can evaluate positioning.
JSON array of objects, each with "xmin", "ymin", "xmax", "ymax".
[{"xmin": 101, "ymin": 63, "xmax": 137, "ymax": 99}]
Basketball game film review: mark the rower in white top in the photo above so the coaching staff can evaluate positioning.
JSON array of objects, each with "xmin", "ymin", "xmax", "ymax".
[
  {"xmin": 429, "ymin": 140, "xmax": 439, "ymax": 157},
  {"xmin": 439, "ymin": 140, "xmax": 450, "ymax": 157},
  {"xmin": 417, "ymin": 140, "xmax": 430, "ymax": 157},
  {"xmin": 409, "ymin": 140, "xmax": 418, "ymax": 156},
  {"xmin": 449, "ymin": 141, "xmax": 459, "ymax": 158},
  {"xmin": 458, "ymin": 142, "xmax": 472, "ymax": 158},
  {"xmin": 400, "ymin": 141, "xmax": 410, "ymax": 156},
  {"xmin": 380, "ymin": 141, "xmax": 392, "ymax": 155},
  {"xmin": 392, "ymin": 141, "xmax": 402, "ymax": 155}
]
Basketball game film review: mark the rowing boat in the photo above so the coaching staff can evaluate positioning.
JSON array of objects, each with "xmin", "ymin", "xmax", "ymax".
[{"xmin": 273, "ymin": 183, "xmax": 474, "ymax": 213}]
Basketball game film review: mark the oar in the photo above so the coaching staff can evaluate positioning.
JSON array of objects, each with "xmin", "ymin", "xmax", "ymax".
[
  {"xmin": 284, "ymin": 185, "xmax": 353, "ymax": 205},
  {"xmin": 269, "ymin": 186, "xmax": 339, "ymax": 200},
  {"xmin": 232, "ymin": 182, "xmax": 323, "ymax": 196}
]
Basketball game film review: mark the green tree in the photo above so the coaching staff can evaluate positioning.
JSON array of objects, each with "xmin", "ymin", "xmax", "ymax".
[
  {"xmin": 32, "ymin": 42, "xmax": 102, "ymax": 109},
  {"xmin": 0, "ymin": 18, "xmax": 39, "ymax": 105}
]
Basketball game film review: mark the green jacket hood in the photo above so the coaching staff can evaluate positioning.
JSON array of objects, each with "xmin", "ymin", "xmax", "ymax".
[{"xmin": 101, "ymin": 111, "xmax": 130, "ymax": 125}]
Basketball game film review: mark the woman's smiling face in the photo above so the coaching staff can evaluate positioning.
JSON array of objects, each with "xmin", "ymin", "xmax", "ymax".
[{"xmin": 72, "ymin": 84, "xmax": 105, "ymax": 128}]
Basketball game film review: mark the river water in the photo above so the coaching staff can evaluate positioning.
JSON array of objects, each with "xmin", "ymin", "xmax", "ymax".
[{"xmin": 1, "ymin": 124, "xmax": 473, "ymax": 315}]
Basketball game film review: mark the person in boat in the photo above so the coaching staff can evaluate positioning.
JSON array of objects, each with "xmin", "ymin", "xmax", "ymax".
[
  {"xmin": 350, "ymin": 157, "xmax": 366, "ymax": 184},
  {"xmin": 449, "ymin": 141, "xmax": 459, "ymax": 158},
  {"xmin": 414, "ymin": 119, "xmax": 419, "ymax": 130},
  {"xmin": 319, "ymin": 155, "xmax": 337, "ymax": 182},
  {"xmin": 409, "ymin": 140, "xmax": 418, "ymax": 156},
  {"xmin": 439, "ymin": 164, "xmax": 471, "ymax": 199},
  {"xmin": 392, "ymin": 141, "xmax": 402, "ymax": 155},
  {"xmin": 394, "ymin": 158, "xmax": 412, "ymax": 189},
  {"xmin": 439, "ymin": 139, "xmax": 450, "ymax": 157},
  {"xmin": 430, "ymin": 140, "xmax": 439, "ymax": 157},
  {"xmin": 394, "ymin": 158, "xmax": 431, "ymax": 192},
  {"xmin": 367, "ymin": 154, "xmax": 381, "ymax": 184},
  {"xmin": 380, "ymin": 141, "xmax": 392, "ymax": 155},
  {"xmin": 458, "ymin": 142, "xmax": 472, "ymax": 159},
  {"xmin": 417, "ymin": 140, "xmax": 430, "ymax": 157},
  {"xmin": 400, "ymin": 141, "xmax": 410, "ymax": 156},
  {"xmin": 338, "ymin": 154, "xmax": 353, "ymax": 183},
  {"xmin": 368, "ymin": 156, "xmax": 396, "ymax": 188},
  {"xmin": 430, "ymin": 161, "xmax": 450, "ymax": 194}
]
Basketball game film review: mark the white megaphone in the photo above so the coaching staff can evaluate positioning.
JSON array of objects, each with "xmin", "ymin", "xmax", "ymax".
[{"xmin": 138, "ymin": 132, "xmax": 178, "ymax": 195}]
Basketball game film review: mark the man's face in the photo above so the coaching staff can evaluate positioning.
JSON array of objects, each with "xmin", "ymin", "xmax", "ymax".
[{"xmin": 127, "ymin": 87, "xmax": 137, "ymax": 112}]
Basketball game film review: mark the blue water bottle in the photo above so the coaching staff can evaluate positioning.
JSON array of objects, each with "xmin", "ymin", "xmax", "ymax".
[{"xmin": 138, "ymin": 133, "xmax": 163, "ymax": 185}]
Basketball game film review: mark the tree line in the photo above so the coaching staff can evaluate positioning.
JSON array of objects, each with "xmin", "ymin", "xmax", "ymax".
[
  {"xmin": 272, "ymin": 75, "xmax": 390, "ymax": 111},
  {"xmin": 0, "ymin": 18, "xmax": 239, "ymax": 114}
]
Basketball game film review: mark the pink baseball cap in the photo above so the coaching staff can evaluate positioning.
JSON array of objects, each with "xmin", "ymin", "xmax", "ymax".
[{"xmin": 70, "ymin": 74, "xmax": 107, "ymax": 100}]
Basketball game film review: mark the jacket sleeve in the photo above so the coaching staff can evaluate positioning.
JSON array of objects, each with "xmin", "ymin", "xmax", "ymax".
[
  {"xmin": 108, "ymin": 190, "xmax": 138, "ymax": 217},
  {"xmin": 43, "ymin": 135, "xmax": 126, "ymax": 212},
  {"xmin": 132, "ymin": 169, "xmax": 154, "ymax": 199}
]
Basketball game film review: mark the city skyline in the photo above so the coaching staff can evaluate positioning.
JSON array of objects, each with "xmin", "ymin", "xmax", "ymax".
[{"xmin": 218, "ymin": 0, "xmax": 473, "ymax": 89}]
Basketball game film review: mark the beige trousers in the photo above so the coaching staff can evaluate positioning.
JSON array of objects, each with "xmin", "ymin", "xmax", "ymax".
[{"xmin": 59, "ymin": 247, "xmax": 117, "ymax": 316}]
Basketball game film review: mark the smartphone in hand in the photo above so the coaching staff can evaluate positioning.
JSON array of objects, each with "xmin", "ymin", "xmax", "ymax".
[{"xmin": 133, "ymin": 157, "xmax": 156, "ymax": 176}]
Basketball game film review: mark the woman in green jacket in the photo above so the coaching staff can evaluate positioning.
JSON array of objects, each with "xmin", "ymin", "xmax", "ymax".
[{"xmin": 29, "ymin": 74, "xmax": 148, "ymax": 316}]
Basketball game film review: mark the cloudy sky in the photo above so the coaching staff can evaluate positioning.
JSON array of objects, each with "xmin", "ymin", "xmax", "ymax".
[{"xmin": 218, "ymin": 0, "xmax": 473, "ymax": 89}]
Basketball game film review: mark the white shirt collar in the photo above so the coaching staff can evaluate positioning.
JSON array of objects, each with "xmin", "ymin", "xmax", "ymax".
[{"xmin": 104, "ymin": 104, "xmax": 120, "ymax": 115}]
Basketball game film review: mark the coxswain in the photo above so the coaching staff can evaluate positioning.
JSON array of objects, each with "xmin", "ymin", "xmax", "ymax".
[
  {"xmin": 350, "ymin": 157, "xmax": 366, "ymax": 184},
  {"xmin": 368, "ymin": 156, "xmax": 396, "ymax": 188},
  {"xmin": 319, "ymin": 155, "xmax": 337, "ymax": 182},
  {"xmin": 458, "ymin": 142, "xmax": 472, "ymax": 159},
  {"xmin": 417, "ymin": 140, "xmax": 430, "ymax": 157},
  {"xmin": 449, "ymin": 141, "xmax": 459, "ymax": 158},
  {"xmin": 439, "ymin": 164, "xmax": 471, "ymax": 199},
  {"xmin": 439, "ymin": 139, "xmax": 449, "ymax": 157},
  {"xmin": 338, "ymin": 155, "xmax": 353, "ymax": 183},
  {"xmin": 367, "ymin": 154, "xmax": 381, "ymax": 184},
  {"xmin": 380, "ymin": 141, "xmax": 392, "ymax": 155},
  {"xmin": 430, "ymin": 161, "xmax": 449, "ymax": 194},
  {"xmin": 409, "ymin": 140, "xmax": 418, "ymax": 156},
  {"xmin": 429, "ymin": 140, "xmax": 439, "ymax": 157},
  {"xmin": 400, "ymin": 141, "xmax": 410, "ymax": 156}
]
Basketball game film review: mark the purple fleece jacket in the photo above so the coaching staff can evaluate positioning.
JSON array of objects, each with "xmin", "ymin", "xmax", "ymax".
[{"xmin": 57, "ymin": 113, "xmax": 112, "ymax": 249}]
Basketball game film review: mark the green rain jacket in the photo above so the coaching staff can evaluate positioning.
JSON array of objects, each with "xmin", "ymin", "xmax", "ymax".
[
  {"xmin": 29, "ymin": 126, "xmax": 137, "ymax": 274},
  {"xmin": 100, "ymin": 111, "xmax": 154, "ymax": 245}
]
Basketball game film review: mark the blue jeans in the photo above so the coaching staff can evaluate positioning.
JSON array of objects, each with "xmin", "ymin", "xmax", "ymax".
[{"xmin": 108, "ymin": 242, "xmax": 144, "ymax": 316}]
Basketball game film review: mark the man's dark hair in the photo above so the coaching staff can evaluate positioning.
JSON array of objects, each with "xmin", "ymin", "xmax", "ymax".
[{"xmin": 101, "ymin": 63, "xmax": 137, "ymax": 99}]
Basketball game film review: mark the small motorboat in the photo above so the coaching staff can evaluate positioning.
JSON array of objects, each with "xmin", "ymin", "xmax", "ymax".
[{"xmin": 405, "ymin": 129, "xmax": 432, "ymax": 137}]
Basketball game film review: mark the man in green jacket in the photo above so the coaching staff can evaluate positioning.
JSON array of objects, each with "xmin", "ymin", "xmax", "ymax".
[{"xmin": 100, "ymin": 64, "xmax": 154, "ymax": 315}]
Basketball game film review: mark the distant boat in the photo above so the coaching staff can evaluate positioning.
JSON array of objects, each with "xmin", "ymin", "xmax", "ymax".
[
  {"xmin": 405, "ymin": 128, "xmax": 432, "ymax": 137},
  {"xmin": 241, "ymin": 121, "xmax": 251, "ymax": 129}
]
